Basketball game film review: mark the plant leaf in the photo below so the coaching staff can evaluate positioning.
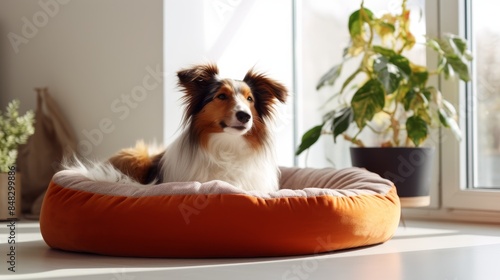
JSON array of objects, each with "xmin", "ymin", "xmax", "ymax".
[
  {"xmin": 422, "ymin": 87, "xmax": 432, "ymax": 101},
  {"xmin": 464, "ymin": 50, "xmax": 473, "ymax": 61},
  {"xmin": 403, "ymin": 88, "xmax": 417, "ymax": 110},
  {"xmin": 348, "ymin": 10, "xmax": 363, "ymax": 37},
  {"xmin": 438, "ymin": 108, "xmax": 462, "ymax": 141},
  {"xmin": 442, "ymin": 99, "xmax": 457, "ymax": 117},
  {"xmin": 373, "ymin": 57, "xmax": 402, "ymax": 94},
  {"xmin": 0, "ymin": 99, "xmax": 35, "ymax": 172},
  {"xmin": 414, "ymin": 92, "xmax": 432, "ymax": 124},
  {"xmin": 445, "ymin": 55, "xmax": 471, "ymax": 81},
  {"xmin": 406, "ymin": 115, "xmax": 428, "ymax": 147},
  {"xmin": 426, "ymin": 38, "xmax": 442, "ymax": 52},
  {"xmin": 389, "ymin": 55, "xmax": 411, "ymax": 77},
  {"xmin": 373, "ymin": 45, "xmax": 397, "ymax": 57},
  {"xmin": 317, "ymin": 64, "xmax": 343, "ymax": 90},
  {"xmin": 436, "ymin": 36, "xmax": 471, "ymax": 81},
  {"xmin": 437, "ymin": 37, "xmax": 455, "ymax": 56},
  {"xmin": 436, "ymin": 55, "xmax": 447, "ymax": 74},
  {"xmin": 348, "ymin": 8, "xmax": 374, "ymax": 37},
  {"xmin": 433, "ymin": 85, "xmax": 461, "ymax": 141},
  {"xmin": 374, "ymin": 21, "xmax": 395, "ymax": 41},
  {"xmin": 449, "ymin": 34, "xmax": 467, "ymax": 55},
  {"xmin": 416, "ymin": 107, "xmax": 432, "ymax": 125},
  {"xmin": 351, "ymin": 79, "xmax": 385, "ymax": 129},
  {"xmin": 443, "ymin": 61, "xmax": 454, "ymax": 79},
  {"xmin": 295, "ymin": 125, "xmax": 324, "ymax": 156},
  {"xmin": 410, "ymin": 69, "xmax": 429, "ymax": 87},
  {"xmin": 439, "ymin": 99, "xmax": 460, "ymax": 138},
  {"xmin": 331, "ymin": 107, "xmax": 353, "ymax": 142}
]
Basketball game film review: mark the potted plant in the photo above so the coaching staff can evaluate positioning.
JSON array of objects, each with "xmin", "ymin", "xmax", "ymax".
[
  {"xmin": 295, "ymin": 0, "xmax": 472, "ymax": 207},
  {"xmin": 0, "ymin": 100, "xmax": 35, "ymax": 219}
]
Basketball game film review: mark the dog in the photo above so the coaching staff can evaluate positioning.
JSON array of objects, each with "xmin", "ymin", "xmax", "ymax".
[{"xmin": 71, "ymin": 64, "xmax": 287, "ymax": 192}]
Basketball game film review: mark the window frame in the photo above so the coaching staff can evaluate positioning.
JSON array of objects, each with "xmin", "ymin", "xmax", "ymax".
[{"xmin": 440, "ymin": 0, "xmax": 500, "ymax": 212}]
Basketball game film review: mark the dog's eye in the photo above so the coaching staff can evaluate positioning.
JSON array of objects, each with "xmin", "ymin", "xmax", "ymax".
[
  {"xmin": 217, "ymin": 94, "xmax": 227, "ymax": 100},
  {"xmin": 247, "ymin": 96, "xmax": 253, "ymax": 102}
]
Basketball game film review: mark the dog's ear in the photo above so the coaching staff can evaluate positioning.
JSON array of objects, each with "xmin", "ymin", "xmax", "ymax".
[
  {"xmin": 243, "ymin": 69, "xmax": 287, "ymax": 119},
  {"xmin": 177, "ymin": 63, "xmax": 220, "ymax": 122},
  {"xmin": 177, "ymin": 63, "xmax": 219, "ymax": 89}
]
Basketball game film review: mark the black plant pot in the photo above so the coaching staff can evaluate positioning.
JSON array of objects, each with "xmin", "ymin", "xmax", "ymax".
[{"xmin": 350, "ymin": 147, "xmax": 435, "ymax": 207}]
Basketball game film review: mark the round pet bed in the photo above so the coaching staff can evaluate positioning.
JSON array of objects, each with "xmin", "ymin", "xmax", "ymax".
[{"xmin": 40, "ymin": 167, "xmax": 400, "ymax": 258}]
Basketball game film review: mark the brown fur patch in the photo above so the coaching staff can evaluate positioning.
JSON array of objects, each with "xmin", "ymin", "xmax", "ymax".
[{"xmin": 108, "ymin": 141, "xmax": 158, "ymax": 184}]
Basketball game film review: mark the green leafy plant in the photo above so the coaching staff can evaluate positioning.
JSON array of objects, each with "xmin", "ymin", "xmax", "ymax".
[
  {"xmin": 0, "ymin": 100, "xmax": 35, "ymax": 172},
  {"xmin": 296, "ymin": 0, "xmax": 472, "ymax": 155}
]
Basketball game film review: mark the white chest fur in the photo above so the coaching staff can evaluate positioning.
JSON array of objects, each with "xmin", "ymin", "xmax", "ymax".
[{"xmin": 162, "ymin": 132, "xmax": 279, "ymax": 192}]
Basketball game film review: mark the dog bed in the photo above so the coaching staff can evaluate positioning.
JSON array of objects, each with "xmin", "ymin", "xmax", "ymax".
[{"xmin": 40, "ymin": 167, "xmax": 400, "ymax": 258}]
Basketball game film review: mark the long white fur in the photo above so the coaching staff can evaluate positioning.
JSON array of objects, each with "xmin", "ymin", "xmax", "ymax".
[
  {"xmin": 62, "ymin": 157, "xmax": 140, "ymax": 184},
  {"xmin": 63, "ymin": 140, "xmax": 164, "ymax": 186},
  {"xmin": 161, "ymin": 129, "xmax": 279, "ymax": 192}
]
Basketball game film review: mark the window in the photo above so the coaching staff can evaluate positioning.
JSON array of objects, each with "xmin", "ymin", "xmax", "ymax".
[
  {"xmin": 467, "ymin": 0, "xmax": 500, "ymax": 189},
  {"xmin": 441, "ymin": 0, "xmax": 500, "ymax": 212}
]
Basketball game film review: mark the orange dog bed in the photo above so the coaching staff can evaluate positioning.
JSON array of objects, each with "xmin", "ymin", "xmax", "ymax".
[{"xmin": 40, "ymin": 167, "xmax": 400, "ymax": 258}]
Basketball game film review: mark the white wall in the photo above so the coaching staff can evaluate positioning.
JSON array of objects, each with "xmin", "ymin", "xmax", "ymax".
[
  {"xmin": 0, "ymin": 0, "xmax": 163, "ymax": 159},
  {"xmin": 295, "ymin": 0, "xmax": 353, "ymax": 169}
]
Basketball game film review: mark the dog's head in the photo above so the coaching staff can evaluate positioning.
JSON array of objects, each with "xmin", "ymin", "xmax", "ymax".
[{"xmin": 177, "ymin": 64, "xmax": 287, "ymax": 142}]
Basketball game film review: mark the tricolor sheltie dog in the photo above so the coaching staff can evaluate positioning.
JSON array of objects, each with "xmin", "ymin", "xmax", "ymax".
[{"xmin": 73, "ymin": 64, "xmax": 287, "ymax": 192}]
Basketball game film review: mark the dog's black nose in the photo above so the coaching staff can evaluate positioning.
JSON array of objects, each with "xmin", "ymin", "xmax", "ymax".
[{"xmin": 236, "ymin": 111, "xmax": 251, "ymax": 124}]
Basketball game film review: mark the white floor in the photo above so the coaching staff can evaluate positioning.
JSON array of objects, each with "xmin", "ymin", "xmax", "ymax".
[{"xmin": 1, "ymin": 220, "xmax": 500, "ymax": 280}]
